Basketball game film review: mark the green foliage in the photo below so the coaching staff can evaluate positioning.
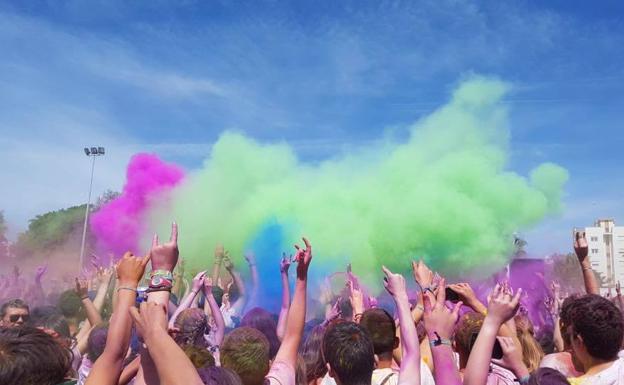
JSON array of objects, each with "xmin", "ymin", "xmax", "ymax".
[{"xmin": 14, "ymin": 205, "xmax": 88, "ymax": 259}]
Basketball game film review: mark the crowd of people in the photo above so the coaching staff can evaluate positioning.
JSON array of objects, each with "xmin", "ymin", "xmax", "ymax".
[{"xmin": 0, "ymin": 225, "xmax": 622, "ymax": 385}]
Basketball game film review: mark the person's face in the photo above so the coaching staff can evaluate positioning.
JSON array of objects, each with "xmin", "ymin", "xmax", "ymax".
[
  {"xmin": 567, "ymin": 325, "xmax": 589, "ymax": 372},
  {"xmin": 1, "ymin": 307, "xmax": 30, "ymax": 327}
]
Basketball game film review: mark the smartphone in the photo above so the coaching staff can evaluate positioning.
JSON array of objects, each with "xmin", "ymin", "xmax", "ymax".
[
  {"xmin": 136, "ymin": 286, "xmax": 148, "ymax": 304},
  {"xmin": 445, "ymin": 287, "xmax": 461, "ymax": 302},
  {"xmin": 470, "ymin": 332, "xmax": 503, "ymax": 359}
]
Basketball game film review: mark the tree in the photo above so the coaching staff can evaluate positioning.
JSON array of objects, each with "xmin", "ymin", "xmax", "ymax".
[
  {"xmin": 13, "ymin": 205, "xmax": 92, "ymax": 260},
  {"xmin": 94, "ymin": 189, "xmax": 120, "ymax": 210}
]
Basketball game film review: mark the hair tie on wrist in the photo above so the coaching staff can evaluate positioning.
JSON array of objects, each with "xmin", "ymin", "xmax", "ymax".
[{"xmin": 117, "ymin": 286, "xmax": 138, "ymax": 294}]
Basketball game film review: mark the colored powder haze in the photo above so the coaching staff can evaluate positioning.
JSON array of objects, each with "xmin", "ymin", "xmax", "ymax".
[
  {"xmin": 92, "ymin": 77, "xmax": 568, "ymax": 308},
  {"xmin": 90, "ymin": 153, "xmax": 185, "ymax": 257}
]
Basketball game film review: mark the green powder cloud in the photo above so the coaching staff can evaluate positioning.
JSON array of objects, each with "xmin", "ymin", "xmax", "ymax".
[{"xmin": 145, "ymin": 76, "xmax": 568, "ymax": 281}]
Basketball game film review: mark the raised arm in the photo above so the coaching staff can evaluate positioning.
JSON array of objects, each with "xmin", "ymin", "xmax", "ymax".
[
  {"xmin": 76, "ymin": 278, "xmax": 103, "ymax": 327},
  {"xmin": 85, "ymin": 252, "xmax": 150, "ymax": 385},
  {"xmin": 130, "ymin": 302, "xmax": 203, "ymax": 385},
  {"xmin": 137, "ymin": 222, "xmax": 180, "ymax": 385},
  {"xmin": 245, "ymin": 251, "xmax": 259, "ymax": 307},
  {"xmin": 203, "ymin": 276, "xmax": 225, "ymax": 346},
  {"xmin": 422, "ymin": 278, "xmax": 463, "ymax": 385},
  {"xmin": 212, "ymin": 245, "xmax": 224, "ymax": 284},
  {"xmin": 93, "ymin": 267, "xmax": 114, "ymax": 311},
  {"xmin": 463, "ymin": 284, "xmax": 523, "ymax": 385},
  {"xmin": 271, "ymin": 238, "xmax": 312, "ymax": 370},
  {"xmin": 224, "ymin": 255, "xmax": 247, "ymax": 315},
  {"xmin": 615, "ymin": 281, "xmax": 623, "ymax": 310},
  {"xmin": 168, "ymin": 271, "xmax": 205, "ymax": 329},
  {"xmin": 383, "ymin": 266, "xmax": 420, "ymax": 385},
  {"xmin": 348, "ymin": 279, "xmax": 365, "ymax": 323},
  {"xmin": 276, "ymin": 254, "xmax": 291, "ymax": 341},
  {"xmin": 574, "ymin": 231, "xmax": 600, "ymax": 295}
]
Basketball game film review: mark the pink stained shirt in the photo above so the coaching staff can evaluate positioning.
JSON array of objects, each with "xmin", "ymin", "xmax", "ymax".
[{"xmin": 265, "ymin": 360, "xmax": 295, "ymax": 385}]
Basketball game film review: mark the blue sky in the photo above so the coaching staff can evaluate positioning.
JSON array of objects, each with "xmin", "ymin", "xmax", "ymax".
[{"xmin": 0, "ymin": 0, "xmax": 623, "ymax": 255}]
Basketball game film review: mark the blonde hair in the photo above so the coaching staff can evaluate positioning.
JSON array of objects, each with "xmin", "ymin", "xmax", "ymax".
[{"xmin": 514, "ymin": 314, "xmax": 544, "ymax": 373}]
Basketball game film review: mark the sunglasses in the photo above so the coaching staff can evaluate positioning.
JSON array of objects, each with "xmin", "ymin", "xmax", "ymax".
[{"xmin": 9, "ymin": 314, "xmax": 29, "ymax": 322}]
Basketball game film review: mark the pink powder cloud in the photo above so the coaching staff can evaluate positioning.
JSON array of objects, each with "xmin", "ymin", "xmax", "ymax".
[{"xmin": 90, "ymin": 153, "xmax": 184, "ymax": 256}]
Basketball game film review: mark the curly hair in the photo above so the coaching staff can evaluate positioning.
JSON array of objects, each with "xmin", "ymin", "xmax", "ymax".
[{"xmin": 567, "ymin": 294, "xmax": 624, "ymax": 360}]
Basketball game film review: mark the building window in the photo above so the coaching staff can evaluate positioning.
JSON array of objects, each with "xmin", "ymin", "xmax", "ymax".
[
  {"xmin": 591, "ymin": 236, "xmax": 598, "ymax": 242},
  {"xmin": 591, "ymin": 249, "xmax": 599, "ymax": 254}
]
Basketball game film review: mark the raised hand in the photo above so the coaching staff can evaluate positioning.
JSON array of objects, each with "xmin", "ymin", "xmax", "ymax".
[
  {"xmin": 448, "ymin": 282, "xmax": 482, "ymax": 311},
  {"xmin": 382, "ymin": 265, "xmax": 408, "ymax": 300},
  {"xmin": 129, "ymin": 301, "xmax": 168, "ymax": 339},
  {"xmin": 223, "ymin": 252, "xmax": 234, "ymax": 271},
  {"xmin": 150, "ymin": 222, "xmax": 179, "ymax": 271},
  {"xmin": 324, "ymin": 299, "xmax": 342, "ymax": 324},
  {"xmin": 244, "ymin": 252, "xmax": 256, "ymax": 266},
  {"xmin": 491, "ymin": 336, "xmax": 529, "ymax": 378},
  {"xmin": 116, "ymin": 251, "xmax": 151, "ymax": 287},
  {"xmin": 423, "ymin": 278, "xmax": 463, "ymax": 340},
  {"xmin": 347, "ymin": 280, "xmax": 365, "ymax": 316},
  {"xmin": 412, "ymin": 259, "xmax": 433, "ymax": 288},
  {"xmin": 75, "ymin": 278, "xmax": 89, "ymax": 299},
  {"xmin": 203, "ymin": 276, "xmax": 213, "ymax": 295},
  {"xmin": 293, "ymin": 237, "xmax": 312, "ymax": 279},
  {"xmin": 574, "ymin": 231, "xmax": 589, "ymax": 262},
  {"xmin": 215, "ymin": 244, "xmax": 224, "ymax": 261},
  {"xmin": 280, "ymin": 253, "xmax": 291, "ymax": 274},
  {"xmin": 35, "ymin": 264, "xmax": 48, "ymax": 282},
  {"xmin": 486, "ymin": 284, "xmax": 522, "ymax": 325},
  {"xmin": 192, "ymin": 271, "xmax": 207, "ymax": 292}
]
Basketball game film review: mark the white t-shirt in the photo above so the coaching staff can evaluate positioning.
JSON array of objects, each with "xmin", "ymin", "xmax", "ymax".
[
  {"xmin": 570, "ymin": 357, "xmax": 624, "ymax": 385},
  {"xmin": 371, "ymin": 362, "xmax": 435, "ymax": 385},
  {"xmin": 320, "ymin": 360, "xmax": 435, "ymax": 385}
]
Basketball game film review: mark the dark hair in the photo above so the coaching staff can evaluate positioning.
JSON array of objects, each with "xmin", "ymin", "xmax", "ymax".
[
  {"xmin": 212, "ymin": 286, "xmax": 224, "ymax": 307},
  {"xmin": 240, "ymin": 307, "xmax": 280, "ymax": 358},
  {"xmin": 183, "ymin": 345, "xmax": 215, "ymax": 369},
  {"xmin": 0, "ymin": 326, "xmax": 72, "ymax": 385},
  {"xmin": 31, "ymin": 314, "xmax": 71, "ymax": 340},
  {"xmin": 568, "ymin": 294, "xmax": 624, "ymax": 360},
  {"xmin": 322, "ymin": 321, "xmax": 374, "ymax": 385},
  {"xmin": 87, "ymin": 323, "xmax": 109, "ymax": 362},
  {"xmin": 221, "ymin": 327, "xmax": 270, "ymax": 385},
  {"xmin": 197, "ymin": 366, "xmax": 243, "ymax": 385},
  {"xmin": 359, "ymin": 308, "xmax": 397, "ymax": 355},
  {"xmin": 1, "ymin": 298, "xmax": 29, "ymax": 317},
  {"xmin": 338, "ymin": 296, "xmax": 353, "ymax": 320},
  {"xmin": 29, "ymin": 305, "xmax": 60, "ymax": 321},
  {"xmin": 300, "ymin": 325, "xmax": 327, "ymax": 383},
  {"xmin": 229, "ymin": 282, "xmax": 241, "ymax": 303},
  {"xmin": 527, "ymin": 367, "xmax": 571, "ymax": 385},
  {"xmin": 57, "ymin": 290, "xmax": 84, "ymax": 319}
]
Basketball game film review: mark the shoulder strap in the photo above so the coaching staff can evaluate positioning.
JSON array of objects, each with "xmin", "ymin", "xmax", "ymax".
[{"xmin": 380, "ymin": 372, "xmax": 396, "ymax": 385}]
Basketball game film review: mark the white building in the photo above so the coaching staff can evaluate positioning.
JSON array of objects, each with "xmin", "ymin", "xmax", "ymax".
[{"xmin": 580, "ymin": 219, "xmax": 624, "ymax": 294}]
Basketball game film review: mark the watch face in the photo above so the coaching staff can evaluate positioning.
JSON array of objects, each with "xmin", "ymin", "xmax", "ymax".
[{"xmin": 152, "ymin": 277, "xmax": 164, "ymax": 286}]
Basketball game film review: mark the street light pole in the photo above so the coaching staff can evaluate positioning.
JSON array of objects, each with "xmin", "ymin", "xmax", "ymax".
[{"xmin": 79, "ymin": 147, "xmax": 105, "ymax": 270}]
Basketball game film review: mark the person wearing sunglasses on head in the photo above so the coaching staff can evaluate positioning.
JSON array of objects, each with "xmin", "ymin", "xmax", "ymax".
[{"xmin": 0, "ymin": 298, "xmax": 30, "ymax": 327}]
